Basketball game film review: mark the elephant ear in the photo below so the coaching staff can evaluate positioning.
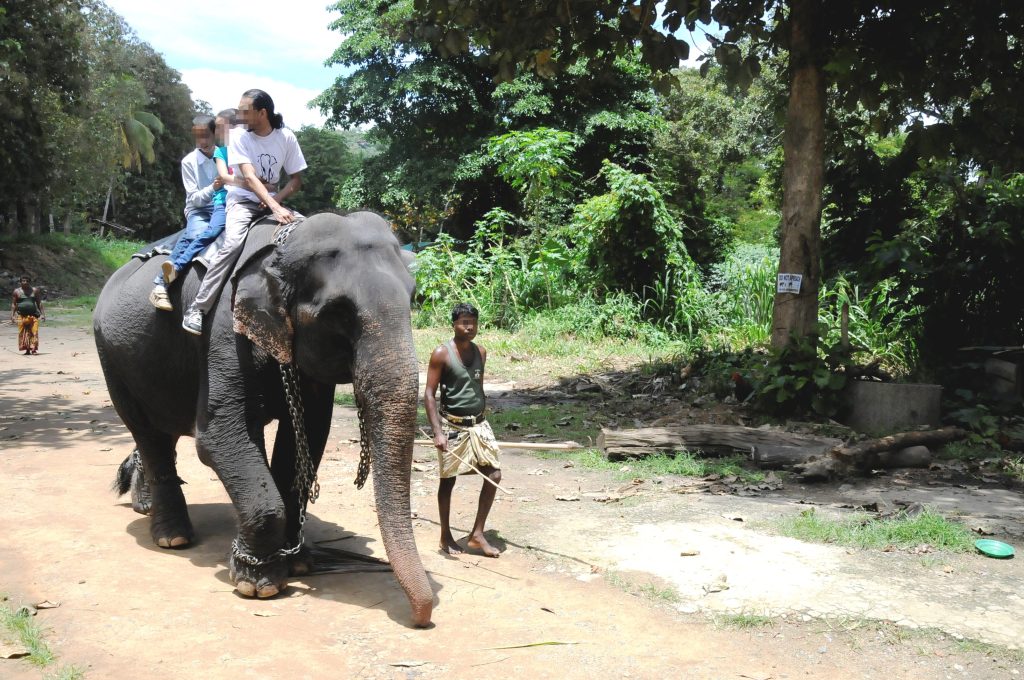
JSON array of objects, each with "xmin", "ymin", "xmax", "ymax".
[
  {"xmin": 400, "ymin": 248, "xmax": 417, "ymax": 273},
  {"xmin": 231, "ymin": 244, "xmax": 294, "ymax": 365}
]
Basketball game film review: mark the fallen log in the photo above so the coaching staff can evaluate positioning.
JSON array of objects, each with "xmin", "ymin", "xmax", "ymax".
[
  {"xmin": 794, "ymin": 426, "xmax": 968, "ymax": 480},
  {"xmin": 597, "ymin": 425, "xmax": 842, "ymax": 467},
  {"xmin": 831, "ymin": 426, "xmax": 966, "ymax": 463},
  {"xmin": 413, "ymin": 439, "xmax": 583, "ymax": 451}
]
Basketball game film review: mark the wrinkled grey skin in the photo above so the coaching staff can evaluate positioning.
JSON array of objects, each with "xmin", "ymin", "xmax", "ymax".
[{"xmin": 93, "ymin": 212, "xmax": 432, "ymax": 626}]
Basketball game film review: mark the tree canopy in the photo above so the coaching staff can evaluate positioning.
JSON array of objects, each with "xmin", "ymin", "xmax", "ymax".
[
  {"xmin": 403, "ymin": 0, "xmax": 1024, "ymax": 349},
  {"xmin": 0, "ymin": 0, "xmax": 197, "ymax": 237}
]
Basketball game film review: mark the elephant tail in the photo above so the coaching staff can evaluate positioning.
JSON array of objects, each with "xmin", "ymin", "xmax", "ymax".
[{"xmin": 112, "ymin": 449, "xmax": 141, "ymax": 496}]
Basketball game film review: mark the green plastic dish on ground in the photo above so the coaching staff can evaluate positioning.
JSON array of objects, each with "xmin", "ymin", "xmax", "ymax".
[{"xmin": 975, "ymin": 539, "xmax": 1015, "ymax": 558}]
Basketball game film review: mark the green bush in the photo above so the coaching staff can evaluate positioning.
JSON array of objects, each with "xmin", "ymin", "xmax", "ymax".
[{"xmin": 819, "ymin": 275, "xmax": 921, "ymax": 375}]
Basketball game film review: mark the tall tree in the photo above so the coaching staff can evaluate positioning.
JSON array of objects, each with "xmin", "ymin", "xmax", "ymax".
[
  {"xmin": 286, "ymin": 126, "xmax": 360, "ymax": 216},
  {"xmin": 0, "ymin": 0, "xmax": 88, "ymax": 232},
  {"xmin": 317, "ymin": 0, "xmax": 673, "ymax": 241},
  {"xmin": 116, "ymin": 41, "xmax": 195, "ymax": 238}
]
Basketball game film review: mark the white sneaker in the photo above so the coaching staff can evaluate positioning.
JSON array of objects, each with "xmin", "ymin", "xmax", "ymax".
[
  {"xmin": 161, "ymin": 260, "xmax": 177, "ymax": 285},
  {"xmin": 149, "ymin": 284, "xmax": 173, "ymax": 312},
  {"xmin": 182, "ymin": 306, "xmax": 203, "ymax": 335}
]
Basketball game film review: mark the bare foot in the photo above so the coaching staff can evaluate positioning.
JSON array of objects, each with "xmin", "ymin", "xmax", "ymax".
[
  {"xmin": 466, "ymin": 533, "xmax": 500, "ymax": 558},
  {"xmin": 440, "ymin": 533, "xmax": 463, "ymax": 555}
]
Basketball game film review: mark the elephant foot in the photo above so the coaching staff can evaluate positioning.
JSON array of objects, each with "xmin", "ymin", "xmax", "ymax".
[
  {"xmin": 148, "ymin": 481, "xmax": 194, "ymax": 549},
  {"xmin": 156, "ymin": 536, "xmax": 190, "ymax": 548},
  {"xmin": 229, "ymin": 550, "xmax": 289, "ymax": 599}
]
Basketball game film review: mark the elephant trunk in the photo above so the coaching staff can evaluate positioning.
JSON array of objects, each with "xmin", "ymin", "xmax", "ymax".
[{"xmin": 353, "ymin": 311, "xmax": 432, "ymax": 627}]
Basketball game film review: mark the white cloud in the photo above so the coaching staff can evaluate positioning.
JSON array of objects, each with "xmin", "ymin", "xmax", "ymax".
[
  {"xmin": 181, "ymin": 68, "xmax": 327, "ymax": 128},
  {"xmin": 104, "ymin": 0, "xmax": 343, "ymax": 87}
]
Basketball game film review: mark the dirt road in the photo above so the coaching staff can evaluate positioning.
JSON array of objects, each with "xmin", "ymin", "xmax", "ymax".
[{"xmin": 1, "ymin": 322, "xmax": 1021, "ymax": 679}]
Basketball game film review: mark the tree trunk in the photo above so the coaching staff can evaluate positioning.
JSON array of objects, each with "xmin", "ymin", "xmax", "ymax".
[
  {"xmin": 29, "ymin": 197, "xmax": 42, "ymax": 235},
  {"xmin": 102, "ymin": 177, "xmax": 115, "ymax": 235},
  {"xmin": 770, "ymin": 0, "xmax": 826, "ymax": 349},
  {"xmin": 63, "ymin": 212, "xmax": 73, "ymax": 235},
  {"xmin": 3, "ymin": 203, "xmax": 17, "ymax": 235}
]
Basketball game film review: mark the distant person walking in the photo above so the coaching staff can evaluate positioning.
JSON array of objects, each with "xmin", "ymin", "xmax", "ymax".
[{"xmin": 11, "ymin": 275, "xmax": 44, "ymax": 355}]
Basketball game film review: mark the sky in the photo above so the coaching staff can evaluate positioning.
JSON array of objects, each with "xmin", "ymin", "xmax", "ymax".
[
  {"xmin": 105, "ymin": 1, "xmax": 713, "ymax": 129},
  {"xmin": 104, "ymin": 0, "xmax": 346, "ymax": 128}
]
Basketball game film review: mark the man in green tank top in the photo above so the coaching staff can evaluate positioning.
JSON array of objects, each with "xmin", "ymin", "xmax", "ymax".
[{"xmin": 425, "ymin": 303, "xmax": 503, "ymax": 557}]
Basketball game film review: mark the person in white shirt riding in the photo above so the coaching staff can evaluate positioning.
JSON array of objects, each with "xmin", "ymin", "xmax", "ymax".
[{"xmin": 182, "ymin": 89, "xmax": 306, "ymax": 335}]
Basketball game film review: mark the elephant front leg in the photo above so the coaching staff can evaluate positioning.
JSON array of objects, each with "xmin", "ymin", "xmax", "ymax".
[
  {"xmin": 198, "ymin": 385, "xmax": 290, "ymax": 598},
  {"xmin": 201, "ymin": 424, "xmax": 291, "ymax": 598},
  {"xmin": 269, "ymin": 380, "xmax": 333, "ymax": 577}
]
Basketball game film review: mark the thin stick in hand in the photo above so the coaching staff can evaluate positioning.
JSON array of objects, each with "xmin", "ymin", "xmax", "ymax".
[{"xmin": 420, "ymin": 427, "xmax": 513, "ymax": 495}]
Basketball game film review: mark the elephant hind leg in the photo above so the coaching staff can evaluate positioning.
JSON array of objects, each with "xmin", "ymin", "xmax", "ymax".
[
  {"xmin": 112, "ymin": 449, "xmax": 153, "ymax": 516},
  {"xmin": 129, "ymin": 425, "xmax": 193, "ymax": 548},
  {"xmin": 102, "ymin": 372, "xmax": 192, "ymax": 547}
]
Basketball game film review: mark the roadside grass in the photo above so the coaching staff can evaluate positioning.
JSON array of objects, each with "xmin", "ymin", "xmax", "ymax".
[
  {"xmin": 412, "ymin": 326, "xmax": 684, "ymax": 385},
  {"xmin": 2, "ymin": 233, "xmax": 142, "ymax": 296},
  {"xmin": 333, "ymin": 390, "xmax": 356, "ymax": 407},
  {"xmin": 0, "ymin": 233, "xmax": 143, "ymax": 271},
  {"xmin": 605, "ymin": 571, "xmax": 680, "ymax": 604},
  {"xmin": 487, "ymin": 403, "xmax": 599, "ymax": 445},
  {"xmin": 954, "ymin": 638, "xmax": 1024, "ymax": 664},
  {"xmin": 486, "ymin": 403, "xmax": 766, "ymax": 483},
  {"xmin": 712, "ymin": 612, "xmax": 776, "ymax": 629},
  {"xmin": 0, "ymin": 596, "xmax": 85, "ymax": 677},
  {"xmin": 939, "ymin": 441, "xmax": 998, "ymax": 461},
  {"xmin": 530, "ymin": 447, "xmax": 766, "ymax": 484},
  {"xmin": 45, "ymin": 295, "xmax": 97, "ymax": 328},
  {"xmin": 1003, "ymin": 456, "xmax": 1024, "ymax": 481},
  {"xmin": 776, "ymin": 507, "xmax": 975, "ymax": 552},
  {"xmin": 821, "ymin": 618, "xmax": 1024, "ymax": 665}
]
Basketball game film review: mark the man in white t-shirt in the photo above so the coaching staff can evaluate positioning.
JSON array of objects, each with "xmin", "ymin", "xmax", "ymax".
[{"xmin": 182, "ymin": 89, "xmax": 306, "ymax": 335}]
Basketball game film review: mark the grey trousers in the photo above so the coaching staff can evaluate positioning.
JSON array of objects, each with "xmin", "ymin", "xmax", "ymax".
[{"xmin": 192, "ymin": 201, "xmax": 263, "ymax": 313}]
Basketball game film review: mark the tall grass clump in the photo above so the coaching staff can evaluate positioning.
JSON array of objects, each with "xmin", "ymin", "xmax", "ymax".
[
  {"xmin": 708, "ymin": 242, "xmax": 777, "ymax": 345},
  {"xmin": 413, "ymin": 217, "xmax": 581, "ymax": 330},
  {"xmin": 819, "ymin": 275, "xmax": 922, "ymax": 375}
]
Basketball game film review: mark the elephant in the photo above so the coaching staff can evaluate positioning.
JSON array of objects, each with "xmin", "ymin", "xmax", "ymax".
[{"xmin": 93, "ymin": 211, "xmax": 432, "ymax": 627}]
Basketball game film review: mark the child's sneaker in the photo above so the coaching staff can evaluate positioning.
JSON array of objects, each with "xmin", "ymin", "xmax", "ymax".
[
  {"xmin": 161, "ymin": 260, "xmax": 178, "ymax": 285},
  {"xmin": 149, "ymin": 284, "xmax": 173, "ymax": 312}
]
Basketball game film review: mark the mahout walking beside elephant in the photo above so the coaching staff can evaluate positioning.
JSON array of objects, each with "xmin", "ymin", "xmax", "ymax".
[{"xmin": 93, "ymin": 211, "xmax": 433, "ymax": 627}]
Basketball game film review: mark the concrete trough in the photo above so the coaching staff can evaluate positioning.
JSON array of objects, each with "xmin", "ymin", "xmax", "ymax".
[{"xmin": 840, "ymin": 381, "xmax": 942, "ymax": 434}]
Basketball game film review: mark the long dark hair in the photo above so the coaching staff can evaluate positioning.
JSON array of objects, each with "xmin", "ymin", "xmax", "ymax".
[{"xmin": 242, "ymin": 89, "xmax": 284, "ymax": 129}]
